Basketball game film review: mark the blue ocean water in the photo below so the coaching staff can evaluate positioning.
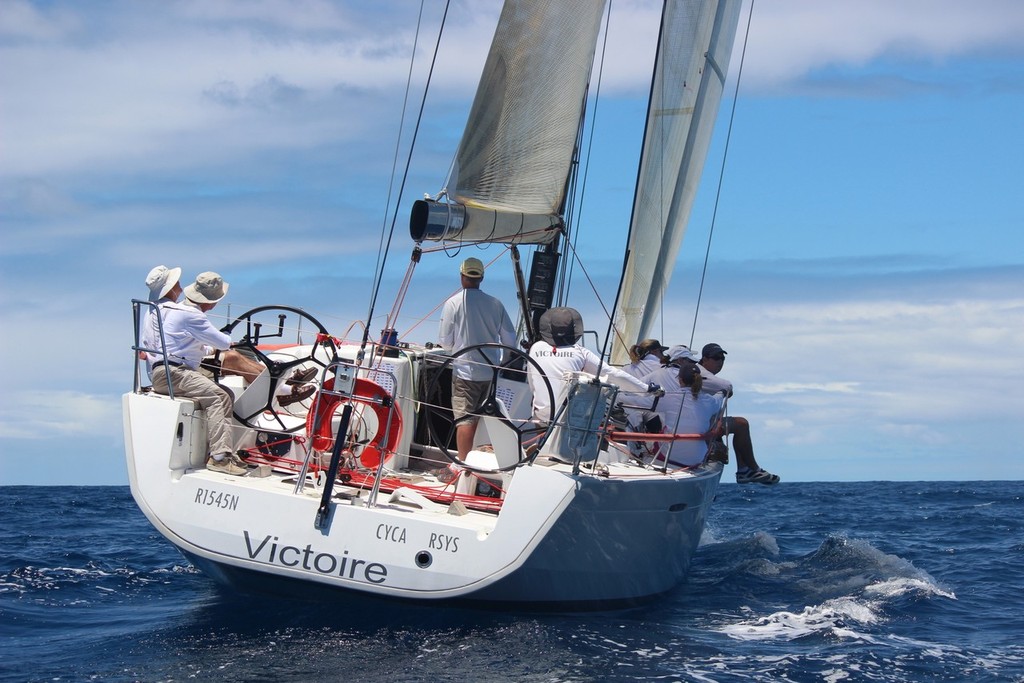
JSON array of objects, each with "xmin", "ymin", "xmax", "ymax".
[{"xmin": 1, "ymin": 481, "xmax": 1022, "ymax": 682}]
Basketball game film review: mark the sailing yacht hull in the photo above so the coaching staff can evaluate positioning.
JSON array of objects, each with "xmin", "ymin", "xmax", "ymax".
[{"xmin": 123, "ymin": 391, "xmax": 721, "ymax": 609}]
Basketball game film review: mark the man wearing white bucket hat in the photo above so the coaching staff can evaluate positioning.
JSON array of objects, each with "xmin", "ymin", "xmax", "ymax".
[
  {"xmin": 146, "ymin": 271, "xmax": 247, "ymax": 476},
  {"xmin": 145, "ymin": 265, "xmax": 183, "ymax": 304},
  {"xmin": 140, "ymin": 265, "xmax": 183, "ymax": 374}
]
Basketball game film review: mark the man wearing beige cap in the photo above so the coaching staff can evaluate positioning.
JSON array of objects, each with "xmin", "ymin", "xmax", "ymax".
[
  {"xmin": 181, "ymin": 274, "xmax": 314, "ymax": 406},
  {"xmin": 438, "ymin": 257, "xmax": 516, "ymax": 473}
]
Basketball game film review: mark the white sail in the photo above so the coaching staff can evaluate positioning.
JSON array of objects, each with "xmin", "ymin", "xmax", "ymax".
[
  {"xmin": 610, "ymin": 0, "xmax": 742, "ymax": 363},
  {"xmin": 410, "ymin": 0, "xmax": 606, "ymax": 245}
]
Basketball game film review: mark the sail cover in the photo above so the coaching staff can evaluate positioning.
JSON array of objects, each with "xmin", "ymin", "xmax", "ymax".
[
  {"xmin": 410, "ymin": 0, "xmax": 606, "ymax": 245},
  {"xmin": 610, "ymin": 0, "xmax": 741, "ymax": 364}
]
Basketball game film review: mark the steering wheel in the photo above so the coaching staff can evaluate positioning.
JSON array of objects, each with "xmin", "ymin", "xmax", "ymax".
[
  {"xmin": 425, "ymin": 343, "xmax": 554, "ymax": 472},
  {"xmin": 220, "ymin": 305, "xmax": 338, "ymax": 431}
]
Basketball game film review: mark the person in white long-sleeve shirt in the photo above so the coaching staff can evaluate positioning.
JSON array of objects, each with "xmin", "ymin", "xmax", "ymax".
[
  {"xmin": 144, "ymin": 272, "xmax": 246, "ymax": 476},
  {"xmin": 141, "ymin": 265, "xmax": 183, "ymax": 372},
  {"xmin": 622, "ymin": 338, "xmax": 668, "ymax": 379},
  {"xmin": 644, "ymin": 359, "xmax": 724, "ymax": 468},
  {"xmin": 527, "ymin": 308, "xmax": 651, "ymax": 424},
  {"xmin": 438, "ymin": 257, "xmax": 517, "ymax": 464}
]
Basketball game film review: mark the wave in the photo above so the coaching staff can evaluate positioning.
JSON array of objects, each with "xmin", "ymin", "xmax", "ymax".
[
  {"xmin": 0, "ymin": 561, "xmax": 198, "ymax": 601},
  {"xmin": 710, "ymin": 534, "xmax": 956, "ymax": 642}
]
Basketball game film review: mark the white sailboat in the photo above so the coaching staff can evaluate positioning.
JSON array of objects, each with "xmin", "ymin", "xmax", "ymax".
[{"xmin": 123, "ymin": 0, "xmax": 743, "ymax": 609}]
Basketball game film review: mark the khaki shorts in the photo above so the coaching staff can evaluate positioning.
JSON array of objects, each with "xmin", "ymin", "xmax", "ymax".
[{"xmin": 451, "ymin": 378, "xmax": 491, "ymax": 423}]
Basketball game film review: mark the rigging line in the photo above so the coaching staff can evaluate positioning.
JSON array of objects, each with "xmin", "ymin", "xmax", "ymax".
[
  {"xmin": 398, "ymin": 248, "xmax": 510, "ymax": 339},
  {"xmin": 600, "ymin": 249, "xmax": 632, "ymax": 373},
  {"xmin": 688, "ymin": 0, "xmax": 754, "ymax": 348},
  {"xmin": 362, "ymin": 0, "xmax": 452, "ymax": 354},
  {"xmin": 564, "ymin": 0, "xmax": 614, "ymax": 303},
  {"xmin": 374, "ymin": 0, "xmax": 427, "ymax": 284},
  {"xmin": 556, "ymin": 235, "xmax": 624, "ymax": 363},
  {"xmin": 378, "ymin": 0, "xmax": 428, "ymax": 335}
]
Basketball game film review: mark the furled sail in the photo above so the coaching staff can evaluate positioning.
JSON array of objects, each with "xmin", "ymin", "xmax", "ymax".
[
  {"xmin": 410, "ymin": 0, "xmax": 606, "ymax": 245},
  {"xmin": 610, "ymin": 0, "xmax": 741, "ymax": 364}
]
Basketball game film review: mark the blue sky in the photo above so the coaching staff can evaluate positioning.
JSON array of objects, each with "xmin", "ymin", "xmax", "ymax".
[{"xmin": 2, "ymin": 0, "xmax": 1022, "ymax": 486}]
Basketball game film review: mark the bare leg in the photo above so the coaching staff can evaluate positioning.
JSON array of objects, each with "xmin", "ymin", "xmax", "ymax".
[
  {"xmin": 725, "ymin": 416, "xmax": 761, "ymax": 471},
  {"xmin": 220, "ymin": 350, "xmax": 266, "ymax": 384},
  {"xmin": 455, "ymin": 421, "xmax": 477, "ymax": 463}
]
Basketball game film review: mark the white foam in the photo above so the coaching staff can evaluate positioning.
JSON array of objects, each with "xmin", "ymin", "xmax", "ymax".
[
  {"xmin": 863, "ymin": 575, "xmax": 956, "ymax": 600},
  {"xmin": 719, "ymin": 597, "xmax": 880, "ymax": 642}
]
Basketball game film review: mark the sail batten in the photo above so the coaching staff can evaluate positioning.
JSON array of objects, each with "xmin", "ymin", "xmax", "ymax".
[{"xmin": 611, "ymin": 0, "xmax": 742, "ymax": 364}]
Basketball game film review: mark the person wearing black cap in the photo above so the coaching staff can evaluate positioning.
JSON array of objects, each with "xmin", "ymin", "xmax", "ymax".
[
  {"xmin": 696, "ymin": 343, "xmax": 734, "ymax": 396},
  {"xmin": 699, "ymin": 342, "xmax": 780, "ymax": 485}
]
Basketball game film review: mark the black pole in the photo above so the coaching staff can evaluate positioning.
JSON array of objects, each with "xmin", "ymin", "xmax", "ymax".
[{"xmin": 314, "ymin": 403, "xmax": 354, "ymax": 530}]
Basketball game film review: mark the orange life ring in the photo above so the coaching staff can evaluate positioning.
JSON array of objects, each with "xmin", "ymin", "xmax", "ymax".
[{"xmin": 305, "ymin": 377, "xmax": 403, "ymax": 469}]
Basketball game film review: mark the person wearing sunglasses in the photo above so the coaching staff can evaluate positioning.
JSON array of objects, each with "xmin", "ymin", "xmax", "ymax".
[{"xmin": 699, "ymin": 343, "xmax": 780, "ymax": 486}]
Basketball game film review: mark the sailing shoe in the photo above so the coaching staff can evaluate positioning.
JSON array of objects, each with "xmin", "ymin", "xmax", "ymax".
[
  {"xmin": 736, "ymin": 468, "xmax": 780, "ymax": 486},
  {"xmin": 433, "ymin": 463, "xmax": 463, "ymax": 484},
  {"xmin": 207, "ymin": 456, "xmax": 248, "ymax": 476},
  {"xmin": 279, "ymin": 383, "xmax": 316, "ymax": 407},
  {"xmin": 287, "ymin": 367, "xmax": 318, "ymax": 386}
]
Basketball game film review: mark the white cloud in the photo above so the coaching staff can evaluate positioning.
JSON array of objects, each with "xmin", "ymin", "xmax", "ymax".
[
  {"xmin": 0, "ymin": 390, "xmax": 120, "ymax": 439},
  {"xmin": 738, "ymin": 0, "xmax": 1024, "ymax": 91},
  {"xmin": 750, "ymin": 382, "xmax": 859, "ymax": 395},
  {"xmin": 4, "ymin": 1, "xmax": 1023, "ymax": 181}
]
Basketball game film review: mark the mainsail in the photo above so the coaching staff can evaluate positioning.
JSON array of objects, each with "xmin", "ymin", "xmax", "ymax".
[
  {"xmin": 410, "ymin": 0, "xmax": 606, "ymax": 245},
  {"xmin": 610, "ymin": 0, "xmax": 741, "ymax": 364}
]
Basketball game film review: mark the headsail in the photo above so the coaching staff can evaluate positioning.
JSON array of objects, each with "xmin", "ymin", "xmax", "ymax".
[
  {"xmin": 410, "ymin": 0, "xmax": 607, "ymax": 245},
  {"xmin": 610, "ymin": 0, "xmax": 742, "ymax": 364}
]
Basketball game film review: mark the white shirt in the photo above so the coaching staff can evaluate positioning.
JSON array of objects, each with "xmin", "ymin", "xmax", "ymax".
[
  {"xmin": 623, "ymin": 353, "xmax": 663, "ymax": 380},
  {"xmin": 438, "ymin": 287, "xmax": 516, "ymax": 381},
  {"xmin": 142, "ymin": 301, "xmax": 231, "ymax": 371},
  {"xmin": 698, "ymin": 364, "xmax": 733, "ymax": 397},
  {"xmin": 528, "ymin": 341, "xmax": 649, "ymax": 423},
  {"xmin": 645, "ymin": 367, "xmax": 724, "ymax": 466}
]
